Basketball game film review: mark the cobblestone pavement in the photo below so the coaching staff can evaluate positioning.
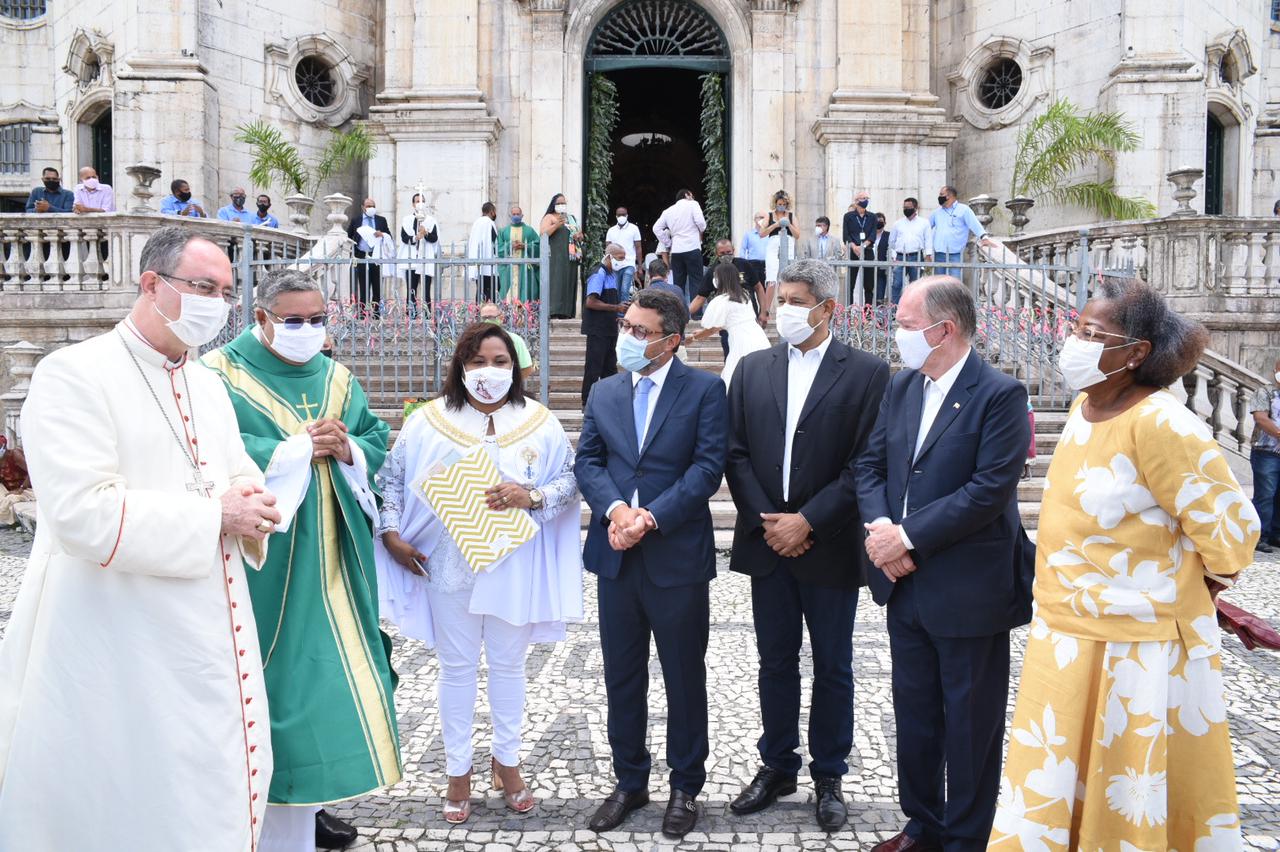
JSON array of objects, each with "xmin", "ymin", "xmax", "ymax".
[{"xmin": 1, "ymin": 533, "xmax": 1277, "ymax": 851}]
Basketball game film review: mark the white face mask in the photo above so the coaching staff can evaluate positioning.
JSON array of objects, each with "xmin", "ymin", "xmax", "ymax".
[
  {"xmin": 155, "ymin": 277, "xmax": 230, "ymax": 348},
  {"xmin": 464, "ymin": 365, "xmax": 513, "ymax": 404},
  {"xmin": 1057, "ymin": 335, "xmax": 1132, "ymax": 391},
  {"xmin": 776, "ymin": 302, "xmax": 826, "ymax": 346},
  {"xmin": 616, "ymin": 216, "xmax": 628, "ymax": 226},
  {"xmin": 894, "ymin": 320, "xmax": 944, "ymax": 370},
  {"xmin": 555, "ymin": 203, "xmax": 568, "ymax": 214},
  {"xmin": 414, "ymin": 203, "xmax": 426, "ymax": 215},
  {"xmin": 268, "ymin": 321, "xmax": 326, "ymax": 363},
  {"xmin": 84, "ymin": 177, "xmax": 100, "ymax": 190},
  {"xmin": 364, "ymin": 207, "xmax": 377, "ymax": 217},
  {"xmin": 814, "ymin": 226, "xmax": 824, "ymax": 236},
  {"xmin": 1274, "ymin": 371, "xmax": 1280, "ymax": 385}
]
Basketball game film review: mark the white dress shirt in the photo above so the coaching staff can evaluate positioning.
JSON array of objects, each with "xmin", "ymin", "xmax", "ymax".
[
  {"xmin": 606, "ymin": 355, "xmax": 676, "ymax": 520},
  {"xmin": 888, "ymin": 215, "xmax": 932, "ymax": 257},
  {"xmin": 782, "ymin": 333, "xmax": 832, "ymax": 502},
  {"xmin": 653, "ymin": 198, "xmax": 707, "ymax": 254},
  {"xmin": 605, "ymin": 222, "xmax": 643, "ymax": 269},
  {"xmin": 890, "ymin": 348, "xmax": 971, "ymax": 550}
]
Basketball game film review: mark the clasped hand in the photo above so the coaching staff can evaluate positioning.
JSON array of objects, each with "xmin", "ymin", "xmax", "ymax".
[
  {"xmin": 485, "ymin": 482, "xmax": 532, "ymax": 511},
  {"xmin": 761, "ymin": 512, "xmax": 811, "ymax": 558},
  {"xmin": 608, "ymin": 505, "xmax": 653, "ymax": 551},
  {"xmin": 308, "ymin": 418, "xmax": 352, "ymax": 464},
  {"xmin": 220, "ymin": 484, "xmax": 281, "ymax": 542},
  {"xmin": 863, "ymin": 519, "xmax": 917, "ymax": 583}
]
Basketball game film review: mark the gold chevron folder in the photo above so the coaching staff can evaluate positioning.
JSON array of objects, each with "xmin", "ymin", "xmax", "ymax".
[{"xmin": 419, "ymin": 446, "xmax": 538, "ymax": 573}]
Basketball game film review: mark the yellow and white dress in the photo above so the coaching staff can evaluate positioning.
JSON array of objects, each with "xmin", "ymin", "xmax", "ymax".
[{"xmin": 991, "ymin": 389, "xmax": 1259, "ymax": 851}]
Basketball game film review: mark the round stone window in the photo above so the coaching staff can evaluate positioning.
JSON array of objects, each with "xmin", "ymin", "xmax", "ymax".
[
  {"xmin": 294, "ymin": 56, "xmax": 336, "ymax": 108},
  {"xmin": 977, "ymin": 57, "xmax": 1023, "ymax": 110}
]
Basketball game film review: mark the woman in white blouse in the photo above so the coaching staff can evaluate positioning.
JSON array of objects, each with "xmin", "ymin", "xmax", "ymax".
[
  {"xmin": 690, "ymin": 262, "xmax": 771, "ymax": 386},
  {"xmin": 375, "ymin": 322, "xmax": 582, "ymax": 824}
]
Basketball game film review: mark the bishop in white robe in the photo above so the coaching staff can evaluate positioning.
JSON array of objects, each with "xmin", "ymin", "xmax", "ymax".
[{"xmin": 0, "ymin": 231, "xmax": 280, "ymax": 852}]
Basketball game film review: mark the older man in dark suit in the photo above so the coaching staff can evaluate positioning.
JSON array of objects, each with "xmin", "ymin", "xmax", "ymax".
[
  {"xmin": 724, "ymin": 259, "xmax": 889, "ymax": 831},
  {"xmin": 574, "ymin": 288, "xmax": 728, "ymax": 840},
  {"xmin": 346, "ymin": 197, "xmax": 391, "ymax": 313},
  {"xmin": 855, "ymin": 276, "xmax": 1034, "ymax": 852}
]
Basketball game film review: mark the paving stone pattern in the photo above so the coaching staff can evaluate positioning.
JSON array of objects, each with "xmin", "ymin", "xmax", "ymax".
[{"xmin": 0, "ymin": 535, "xmax": 1277, "ymax": 851}]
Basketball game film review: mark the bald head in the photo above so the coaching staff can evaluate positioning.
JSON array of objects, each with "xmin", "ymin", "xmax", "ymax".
[{"xmin": 78, "ymin": 166, "xmax": 97, "ymax": 181}]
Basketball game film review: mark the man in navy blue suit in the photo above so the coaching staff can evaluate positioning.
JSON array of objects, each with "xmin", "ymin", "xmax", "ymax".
[
  {"xmin": 855, "ymin": 276, "xmax": 1034, "ymax": 852},
  {"xmin": 574, "ymin": 288, "xmax": 728, "ymax": 840}
]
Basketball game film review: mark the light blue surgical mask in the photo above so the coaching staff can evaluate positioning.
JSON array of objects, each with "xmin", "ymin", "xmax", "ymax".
[{"xmin": 615, "ymin": 332, "xmax": 672, "ymax": 373}]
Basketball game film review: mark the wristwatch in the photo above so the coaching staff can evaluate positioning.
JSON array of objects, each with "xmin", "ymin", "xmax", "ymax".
[{"xmin": 528, "ymin": 487, "xmax": 545, "ymax": 510}]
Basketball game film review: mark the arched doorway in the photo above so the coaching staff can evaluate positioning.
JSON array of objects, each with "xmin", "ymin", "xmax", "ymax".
[{"xmin": 583, "ymin": 0, "xmax": 730, "ymax": 258}]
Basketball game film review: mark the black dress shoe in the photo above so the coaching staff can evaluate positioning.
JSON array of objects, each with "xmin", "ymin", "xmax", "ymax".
[
  {"xmin": 729, "ymin": 766, "xmax": 798, "ymax": 815},
  {"xmin": 871, "ymin": 829, "xmax": 943, "ymax": 852},
  {"xmin": 315, "ymin": 809, "xmax": 358, "ymax": 849},
  {"xmin": 813, "ymin": 776, "xmax": 847, "ymax": 832},
  {"xmin": 1256, "ymin": 540, "xmax": 1274, "ymax": 554},
  {"xmin": 662, "ymin": 789, "xmax": 699, "ymax": 839},
  {"xmin": 589, "ymin": 788, "xmax": 649, "ymax": 832}
]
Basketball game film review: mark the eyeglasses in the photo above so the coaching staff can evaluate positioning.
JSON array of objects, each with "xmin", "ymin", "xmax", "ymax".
[
  {"xmin": 617, "ymin": 319, "xmax": 662, "ymax": 340},
  {"xmin": 265, "ymin": 309, "xmax": 327, "ymax": 329},
  {"xmin": 1065, "ymin": 321, "xmax": 1140, "ymax": 346},
  {"xmin": 161, "ymin": 274, "xmax": 238, "ymax": 305}
]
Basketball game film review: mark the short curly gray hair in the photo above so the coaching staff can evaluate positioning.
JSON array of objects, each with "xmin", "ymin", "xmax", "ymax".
[
  {"xmin": 778, "ymin": 259, "xmax": 837, "ymax": 302},
  {"xmin": 255, "ymin": 269, "xmax": 321, "ymax": 310},
  {"xmin": 1093, "ymin": 277, "xmax": 1208, "ymax": 387}
]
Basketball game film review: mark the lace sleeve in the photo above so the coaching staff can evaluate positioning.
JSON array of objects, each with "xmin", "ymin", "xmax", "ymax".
[
  {"xmin": 531, "ymin": 436, "xmax": 579, "ymax": 525},
  {"xmin": 376, "ymin": 435, "xmax": 407, "ymax": 534}
]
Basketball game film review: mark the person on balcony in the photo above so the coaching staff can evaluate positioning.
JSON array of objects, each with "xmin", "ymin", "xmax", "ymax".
[
  {"xmin": 346, "ymin": 197, "xmax": 390, "ymax": 315},
  {"xmin": 72, "ymin": 166, "xmax": 115, "ymax": 213},
  {"xmin": 25, "ymin": 167, "xmax": 74, "ymax": 213},
  {"xmin": 842, "ymin": 190, "xmax": 878, "ymax": 306},
  {"xmin": 991, "ymin": 278, "xmax": 1258, "ymax": 851},
  {"xmin": 160, "ymin": 179, "xmax": 207, "ymax": 218},
  {"xmin": 251, "ymin": 194, "xmax": 279, "ymax": 228},
  {"xmin": 887, "ymin": 198, "xmax": 931, "ymax": 304},
  {"xmin": 928, "ymin": 186, "xmax": 991, "ymax": 281},
  {"xmin": 1248, "ymin": 357, "xmax": 1280, "ymax": 554},
  {"xmin": 467, "ymin": 201, "xmax": 500, "ymax": 303},
  {"xmin": 217, "ymin": 187, "xmax": 255, "ymax": 224}
]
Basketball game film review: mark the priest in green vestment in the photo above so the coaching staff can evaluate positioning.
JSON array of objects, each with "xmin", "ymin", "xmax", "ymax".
[
  {"xmin": 496, "ymin": 204, "xmax": 541, "ymax": 301},
  {"xmin": 203, "ymin": 270, "xmax": 400, "ymax": 847}
]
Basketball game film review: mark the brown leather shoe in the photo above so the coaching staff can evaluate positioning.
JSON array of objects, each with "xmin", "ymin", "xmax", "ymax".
[
  {"xmin": 588, "ymin": 788, "xmax": 649, "ymax": 832},
  {"xmin": 870, "ymin": 829, "xmax": 943, "ymax": 852},
  {"xmin": 661, "ymin": 789, "xmax": 699, "ymax": 839}
]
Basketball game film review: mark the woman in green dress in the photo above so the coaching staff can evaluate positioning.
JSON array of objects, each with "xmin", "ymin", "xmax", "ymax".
[{"xmin": 541, "ymin": 193, "xmax": 580, "ymax": 319}]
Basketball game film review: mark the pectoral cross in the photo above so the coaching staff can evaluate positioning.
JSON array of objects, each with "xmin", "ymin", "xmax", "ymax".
[
  {"xmin": 295, "ymin": 393, "xmax": 321, "ymax": 421},
  {"xmin": 186, "ymin": 469, "xmax": 214, "ymax": 498}
]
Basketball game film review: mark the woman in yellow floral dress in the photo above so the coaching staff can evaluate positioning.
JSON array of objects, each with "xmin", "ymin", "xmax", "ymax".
[{"xmin": 991, "ymin": 279, "xmax": 1259, "ymax": 851}]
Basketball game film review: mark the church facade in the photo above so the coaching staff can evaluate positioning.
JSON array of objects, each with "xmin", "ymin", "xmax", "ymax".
[{"xmin": 3, "ymin": 0, "xmax": 1278, "ymax": 246}]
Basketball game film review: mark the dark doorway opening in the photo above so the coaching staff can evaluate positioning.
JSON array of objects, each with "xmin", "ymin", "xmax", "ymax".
[
  {"xmin": 605, "ymin": 67, "xmax": 707, "ymax": 258},
  {"xmin": 91, "ymin": 110, "xmax": 112, "ymax": 188},
  {"xmin": 1205, "ymin": 112, "xmax": 1224, "ymax": 216}
]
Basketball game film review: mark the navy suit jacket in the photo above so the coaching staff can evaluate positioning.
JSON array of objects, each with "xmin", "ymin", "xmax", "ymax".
[
  {"xmin": 575, "ymin": 357, "xmax": 728, "ymax": 587},
  {"xmin": 853, "ymin": 349, "xmax": 1035, "ymax": 637}
]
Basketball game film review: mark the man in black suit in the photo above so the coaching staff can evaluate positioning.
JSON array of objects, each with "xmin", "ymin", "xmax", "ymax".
[
  {"xmin": 574, "ymin": 288, "xmax": 728, "ymax": 840},
  {"xmin": 841, "ymin": 190, "xmax": 878, "ymax": 305},
  {"xmin": 724, "ymin": 259, "xmax": 889, "ymax": 831},
  {"xmin": 346, "ymin": 197, "xmax": 390, "ymax": 313},
  {"xmin": 854, "ymin": 276, "xmax": 1033, "ymax": 852}
]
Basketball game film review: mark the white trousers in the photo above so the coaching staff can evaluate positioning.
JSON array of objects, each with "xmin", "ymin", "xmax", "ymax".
[
  {"xmin": 259, "ymin": 804, "xmax": 320, "ymax": 852},
  {"xmin": 427, "ymin": 586, "xmax": 534, "ymax": 776}
]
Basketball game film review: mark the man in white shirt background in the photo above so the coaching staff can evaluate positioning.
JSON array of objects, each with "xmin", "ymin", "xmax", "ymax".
[
  {"xmin": 653, "ymin": 188, "xmax": 707, "ymax": 302},
  {"xmin": 887, "ymin": 197, "xmax": 932, "ymax": 304},
  {"xmin": 605, "ymin": 205, "xmax": 644, "ymax": 301}
]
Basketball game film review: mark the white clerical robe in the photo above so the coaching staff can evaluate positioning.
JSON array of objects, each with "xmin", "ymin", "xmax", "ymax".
[
  {"xmin": 466, "ymin": 215, "xmax": 498, "ymax": 281},
  {"xmin": 0, "ymin": 321, "xmax": 273, "ymax": 852}
]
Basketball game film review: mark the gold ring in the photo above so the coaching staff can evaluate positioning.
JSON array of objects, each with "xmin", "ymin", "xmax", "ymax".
[{"xmin": 256, "ymin": 520, "xmax": 273, "ymax": 533}]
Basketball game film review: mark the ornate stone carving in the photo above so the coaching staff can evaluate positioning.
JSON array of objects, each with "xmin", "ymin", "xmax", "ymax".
[
  {"xmin": 948, "ymin": 36, "xmax": 1053, "ymax": 130},
  {"xmin": 124, "ymin": 164, "xmax": 162, "ymax": 214},
  {"xmin": 265, "ymin": 34, "xmax": 368, "ymax": 127},
  {"xmin": 1206, "ymin": 28, "xmax": 1257, "ymax": 93},
  {"xmin": 1166, "ymin": 168, "xmax": 1204, "ymax": 217},
  {"xmin": 62, "ymin": 28, "xmax": 114, "ymax": 90}
]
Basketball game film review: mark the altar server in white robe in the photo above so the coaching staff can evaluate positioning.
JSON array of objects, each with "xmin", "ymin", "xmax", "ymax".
[
  {"xmin": 0, "ymin": 227, "xmax": 282, "ymax": 852},
  {"xmin": 467, "ymin": 201, "xmax": 500, "ymax": 302},
  {"xmin": 375, "ymin": 320, "xmax": 582, "ymax": 825}
]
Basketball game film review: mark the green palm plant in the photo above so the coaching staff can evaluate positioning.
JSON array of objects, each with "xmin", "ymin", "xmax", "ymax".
[
  {"xmin": 235, "ymin": 120, "xmax": 377, "ymax": 200},
  {"xmin": 1011, "ymin": 98, "xmax": 1156, "ymax": 221}
]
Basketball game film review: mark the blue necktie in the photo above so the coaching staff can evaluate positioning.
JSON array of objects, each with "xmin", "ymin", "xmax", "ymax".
[{"xmin": 633, "ymin": 377, "xmax": 653, "ymax": 449}]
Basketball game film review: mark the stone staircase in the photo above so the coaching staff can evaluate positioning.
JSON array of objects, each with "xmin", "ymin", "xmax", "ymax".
[{"xmin": 365, "ymin": 319, "xmax": 1064, "ymax": 549}]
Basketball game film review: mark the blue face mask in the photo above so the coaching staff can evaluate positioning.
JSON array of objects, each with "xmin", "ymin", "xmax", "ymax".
[
  {"xmin": 615, "ymin": 332, "xmax": 672, "ymax": 373},
  {"xmin": 511, "ymin": 215, "xmax": 523, "ymax": 225}
]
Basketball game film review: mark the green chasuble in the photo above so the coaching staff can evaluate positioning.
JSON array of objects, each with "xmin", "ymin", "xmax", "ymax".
[
  {"xmin": 496, "ymin": 223, "xmax": 541, "ymax": 301},
  {"xmin": 203, "ymin": 328, "xmax": 401, "ymax": 804}
]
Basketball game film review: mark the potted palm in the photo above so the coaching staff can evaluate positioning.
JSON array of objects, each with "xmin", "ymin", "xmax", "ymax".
[
  {"xmin": 235, "ymin": 121, "xmax": 377, "ymax": 234},
  {"xmin": 1010, "ymin": 98, "xmax": 1157, "ymax": 226}
]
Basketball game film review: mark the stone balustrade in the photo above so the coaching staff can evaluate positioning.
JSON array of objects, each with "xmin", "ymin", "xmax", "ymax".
[{"xmin": 1173, "ymin": 346, "xmax": 1267, "ymax": 458}]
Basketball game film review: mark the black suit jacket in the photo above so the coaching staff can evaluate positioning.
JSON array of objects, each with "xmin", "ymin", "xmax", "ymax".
[
  {"xmin": 726, "ymin": 339, "xmax": 890, "ymax": 588},
  {"xmin": 854, "ymin": 348, "xmax": 1035, "ymax": 637},
  {"xmin": 347, "ymin": 213, "xmax": 391, "ymax": 259}
]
